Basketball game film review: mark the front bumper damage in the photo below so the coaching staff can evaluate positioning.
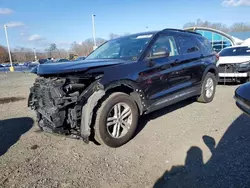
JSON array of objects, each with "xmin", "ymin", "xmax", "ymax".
[
  {"xmin": 217, "ymin": 63, "xmax": 249, "ymax": 83},
  {"xmin": 28, "ymin": 76, "xmax": 105, "ymax": 143}
]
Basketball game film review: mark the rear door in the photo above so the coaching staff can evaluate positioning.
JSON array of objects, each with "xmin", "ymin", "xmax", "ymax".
[{"xmin": 174, "ymin": 34, "xmax": 205, "ymax": 88}]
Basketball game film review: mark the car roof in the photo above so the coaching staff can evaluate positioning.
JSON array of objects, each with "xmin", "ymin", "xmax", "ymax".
[
  {"xmin": 111, "ymin": 31, "xmax": 158, "ymax": 40},
  {"xmin": 222, "ymin": 45, "xmax": 250, "ymax": 50},
  {"xmin": 114, "ymin": 29, "xmax": 201, "ymax": 40}
]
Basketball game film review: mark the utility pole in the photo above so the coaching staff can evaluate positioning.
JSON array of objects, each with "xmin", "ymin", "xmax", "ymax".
[
  {"xmin": 92, "ymin": 14, "xmax": 97, "ymax": 50},
  {"xmin": 33, "ymin": 48, "xmax": 37, "ymax": 61},
  {"xmin": 4, "ymin": 24, "xmax": 14, "ymax": 71}
]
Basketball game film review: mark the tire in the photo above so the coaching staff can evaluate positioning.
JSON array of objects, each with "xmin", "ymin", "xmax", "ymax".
[
  {"xmin": 94, "ymin": 92, "xmax": 139, "ymax": 147},
  {"xmin": 197, "ymin": 72, "xmax": 217, "ymax": 103}
]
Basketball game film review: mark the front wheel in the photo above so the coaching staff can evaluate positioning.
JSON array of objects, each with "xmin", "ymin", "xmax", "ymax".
[
  {"xmin": 94, "ymin": 92, "xmax": 139, "ymax": 147},
  {"xmin": 197, "ymin": 72, "xmax": 217, "ymax": 103}
]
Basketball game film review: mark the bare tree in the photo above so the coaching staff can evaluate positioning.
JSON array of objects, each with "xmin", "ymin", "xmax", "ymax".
[
  {"xmin": 12, "ymin": 47, "xmax": 34, "ymax": 62},
  {"xmin": 230, "ymin": 22, "xmax": 250, "ymax": 32},
  {"xmin": 183, "ymin": 19, "xmax": 250, "ymax": 32},
  {"xmin": 183, "ymin": 19, "xmax": 229, "ymax": 32},
  {"xmin": 48, "ymin": 43, "xmax": 57, "ymax": 58},
  {"xmin": 71, "ymin": 42, "xmax": 83, "ymax": 56},
  {"xmin": 0, "ymin": 45, "xmax": 8, "ymax": 63},
  {"xmin": 109, "ymin": 33, "xmax": 120, "ymax": 39},
  {"xmin": 70, "ymin": 37, "xmax": 106, "ymax": 57}
]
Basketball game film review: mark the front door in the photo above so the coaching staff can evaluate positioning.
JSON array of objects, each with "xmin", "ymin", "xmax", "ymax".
[{"xmin": 138, "ymin": 33, "xmax": 183, "ymax": 101}]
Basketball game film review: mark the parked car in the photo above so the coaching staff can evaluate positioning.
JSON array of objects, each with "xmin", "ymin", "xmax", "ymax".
[
  {"xmin": 28, "ymin": 29, "xmax": 218, "ymax": 147},
  {"xmin": 75, "ymin": 56, "xmax": 86, "ymax": 61},
  {"xmin": 28, "ymin": 62, "xmax": 39, "ymax": 69},
  {"xmin": 216, "ymin": 45, "xmax": 250, "ymax": 83},
  {"xmin": 234, "ymin": 82, "xmax": 250, "ymax": 116},
  {"xmin": 53, "ymin": 58, "xmax": 69, "ymax": 63},
  {"xmin": 24, "ymin": 61, "xmax": 32, "ymax": 66},
  {"xmin": 13, "ymin": 63, "xmax": 19, "ymax": 66},
  {"xmin": 38, "ymin": 59, "xmax": 49, "ymax": 64}
]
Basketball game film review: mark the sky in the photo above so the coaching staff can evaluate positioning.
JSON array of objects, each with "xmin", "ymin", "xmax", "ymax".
[{"xmin": 0, "ymin": 0, "xmax": 250, "ymax": 51}]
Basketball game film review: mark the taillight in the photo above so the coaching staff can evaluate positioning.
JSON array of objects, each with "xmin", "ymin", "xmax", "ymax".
[{"xmin": 215, "ymin": 53, "xmax": 219, "ymax": 61}]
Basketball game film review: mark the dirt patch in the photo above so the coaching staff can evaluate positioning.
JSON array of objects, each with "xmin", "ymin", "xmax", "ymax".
[
  {"xmin": 0, "ymin": 73, "xmax": 249, "ymax": 188},
  {"xmin": 0, "ymin": 97, "xmax": 26, "ymax": 104}
]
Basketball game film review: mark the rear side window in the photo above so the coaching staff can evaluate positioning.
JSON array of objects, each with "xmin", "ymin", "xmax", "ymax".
[
  {"xmin": 196, "ymin": 36, "xmax": 213, "ymax": 55},
  {"xmin": 177, "ymin": 36, "xmax": 200, "ymax": 54},
  {"xmin": 219, "ymin": 47, "xmax": 250, "ymax": 56}
]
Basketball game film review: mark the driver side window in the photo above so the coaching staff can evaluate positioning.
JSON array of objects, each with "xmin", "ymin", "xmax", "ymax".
[{"xmin": 147, "ymin": 35, "xmax": 179, "ymax": 58}]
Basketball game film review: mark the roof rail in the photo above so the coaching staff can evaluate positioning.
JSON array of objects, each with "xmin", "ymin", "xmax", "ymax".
[{"xmin": 162, "ymin": 28, "xmax": 202, "ymax": 35}]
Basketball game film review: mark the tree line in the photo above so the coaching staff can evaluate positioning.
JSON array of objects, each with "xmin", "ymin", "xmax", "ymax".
[
  {"xmin": 0, "ymin": 37, "xmax": 107, "ymax": 63},
  {"xmin": 1, "ymin": 20, "xmax": 249, "ymax": 63},
  {"xmin": 183, "ymin": 19, "xmax": 250, "ymax": 33},
  {"xmin": 0, "ymin": 33, "xmax": 127, "ymax": 63}
]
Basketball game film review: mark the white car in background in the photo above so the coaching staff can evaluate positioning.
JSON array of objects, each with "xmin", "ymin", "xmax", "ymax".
[{"xmin": 217, "ymin": 45, "xmax": 250, "ymax": 83}]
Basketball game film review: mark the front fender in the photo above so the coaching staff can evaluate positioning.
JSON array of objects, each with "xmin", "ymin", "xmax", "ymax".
[{"xmin": 104, "ymin": 79, "xmax": 146, "ymax": 112}]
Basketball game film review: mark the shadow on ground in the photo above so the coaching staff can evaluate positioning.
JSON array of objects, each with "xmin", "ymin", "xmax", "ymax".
[
  {"xmin": 154, "ymin": 113, "xmax": 250, "ymax": 188},
  {"xmin": 0, "ymin": 97, "xmax": 26, "ymax": 104},
  {"xmin": 0, "ymin": 117, "xmax": 33, "ymax": 156},
  {"xmin": 134, "ymin": 98, "xmax": 195, "ymax": 138}
]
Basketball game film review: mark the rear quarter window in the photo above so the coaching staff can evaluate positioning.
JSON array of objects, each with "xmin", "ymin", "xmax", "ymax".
[
  {"xmin": 196, "ymin": 36, "xmax": 213, "ymax": 55},
  {"xmin": 176, "ymin": 35, "xmax": 200, "ymax": 55}
]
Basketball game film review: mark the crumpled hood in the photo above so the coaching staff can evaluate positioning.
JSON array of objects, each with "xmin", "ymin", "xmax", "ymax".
[{"xmin": 33, "ymin": 59, "xmax": 126, "ymax": 75}]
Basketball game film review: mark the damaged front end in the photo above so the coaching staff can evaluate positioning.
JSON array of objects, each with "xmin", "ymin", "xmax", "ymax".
[{"xmin": 28, "ymin": 73, "xmax": 105, "ymax": 143}]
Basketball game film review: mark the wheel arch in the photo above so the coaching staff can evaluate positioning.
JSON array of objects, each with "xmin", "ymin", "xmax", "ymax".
[
  {"xmin": 202, "ymin": 65, "xmax": 218, "ymax": 84},
  {"xmin": 80, "ymin": 79, "xmax": 145, "ymax": 142},
  {"xmin": 104, "ymin": 79, "xmax": 145, "ymax": 115}
]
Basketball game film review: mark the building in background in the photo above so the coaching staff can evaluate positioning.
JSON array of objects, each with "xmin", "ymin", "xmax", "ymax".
[{"xmin": 184, "ymin": 27, "xmax": 247, "ymax": 52}]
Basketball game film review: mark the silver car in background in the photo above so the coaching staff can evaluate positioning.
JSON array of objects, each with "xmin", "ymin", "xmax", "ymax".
[{"xmin": 216, "ymin": 45, "xmax": 250, "ymax": 83}]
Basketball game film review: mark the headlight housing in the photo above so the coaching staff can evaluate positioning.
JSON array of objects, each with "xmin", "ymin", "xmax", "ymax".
[
  {"xmin": 238, "ymin": 61, "xmax": 250, "ymax": 71},
  {"xmin": 239, "ymin": 61, "xmax": 250, "ymax": 67}
]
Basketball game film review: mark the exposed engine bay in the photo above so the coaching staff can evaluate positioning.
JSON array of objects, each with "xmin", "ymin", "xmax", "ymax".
[{"xmin": 28, "ymin": 74, "xmax": 104, "ymax": 142}]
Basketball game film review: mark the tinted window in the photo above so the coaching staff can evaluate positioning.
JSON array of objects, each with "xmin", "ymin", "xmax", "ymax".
[
  {"xmin": 196, "ymin": 36, "xmax": 213, "ymax": 54},
  {"xmin": 147, "ymin": 35, "xmax": 179, "ymax": 58},
  {"xmin": 219, "ymin": 46, "xmax": 250, "ymax": 56},
  {"xmin": 177, "ymin": 36, "xmax": 200, "ymax": 54},
  {"xmin": 38, "ymin": 59, "xmax": 48, "ymax": 64}
]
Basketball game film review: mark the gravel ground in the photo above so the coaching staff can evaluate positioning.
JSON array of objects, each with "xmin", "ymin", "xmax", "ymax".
[{"xmin": 0, "ymin": 72, "xmax": 250, "ymax": 188}]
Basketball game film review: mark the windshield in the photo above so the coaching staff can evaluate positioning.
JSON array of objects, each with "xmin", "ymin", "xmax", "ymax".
[
  {"xmin": 219, "ymin": 46, "xmax": 250, "ymax": 56},
  {"xmin": 85, "ymin": 34, "xmax": 154, "ymax": 61}
]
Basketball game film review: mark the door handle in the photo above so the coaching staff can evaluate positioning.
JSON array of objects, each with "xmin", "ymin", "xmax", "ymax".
[{"xmin": 171, "ymin": 59, "xmax": 180, "ymax": 66}]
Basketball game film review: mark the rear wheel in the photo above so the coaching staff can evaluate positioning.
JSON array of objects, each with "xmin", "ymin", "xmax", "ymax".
[
  {"xmin": 197, "ymin": 72, "xmax": 216, "ymax": 103},
  {"xmin": 94, "ymin": 92, "xmax": 139, "ymax": 147}
]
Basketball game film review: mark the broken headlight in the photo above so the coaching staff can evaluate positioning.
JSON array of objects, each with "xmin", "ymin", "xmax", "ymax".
[{"xmin": 238, "ymin": 61, "xmax": 250, "ymax": 71}]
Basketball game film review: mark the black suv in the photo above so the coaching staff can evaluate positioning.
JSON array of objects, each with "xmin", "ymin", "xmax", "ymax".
[{"xmin": 28, "ymin": 29, "xmax": 218, "ymax": 147}]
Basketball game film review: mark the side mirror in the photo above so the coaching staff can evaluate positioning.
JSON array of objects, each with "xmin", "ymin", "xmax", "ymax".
[{"xmin": 151, "ymin": 48, "xmax": 170, "ymax": 59}]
